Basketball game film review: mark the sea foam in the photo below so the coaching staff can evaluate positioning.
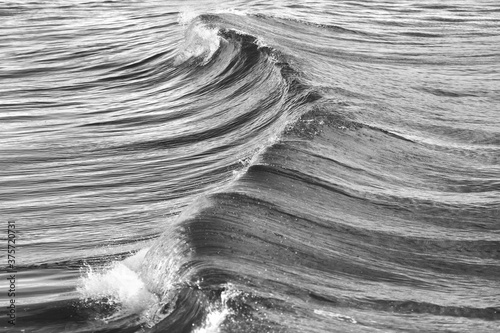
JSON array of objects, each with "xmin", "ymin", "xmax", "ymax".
[{"xmin": 77, "ymin": 248, "xmax": 161, "ymax": 323}]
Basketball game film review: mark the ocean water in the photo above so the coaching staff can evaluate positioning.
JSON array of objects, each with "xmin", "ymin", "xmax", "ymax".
[{"xmin": 1, "ymin": 0, "xmax": 499, "ymax": 332}]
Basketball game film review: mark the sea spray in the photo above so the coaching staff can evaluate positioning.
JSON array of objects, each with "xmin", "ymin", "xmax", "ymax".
[{"xmin": 77, "ymin": 248, "xmax": 160, "ymax": 324}]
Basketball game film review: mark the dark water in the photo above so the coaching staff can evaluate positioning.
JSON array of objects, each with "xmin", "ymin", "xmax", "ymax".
[{"xmin": 1, "ymin": 0, "xmax": 499, "ymax": 332}]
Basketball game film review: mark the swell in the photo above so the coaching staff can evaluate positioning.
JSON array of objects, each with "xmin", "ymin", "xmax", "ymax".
[
  {"xmin": 132, "ymin": 12, "xmax": 500, "ymax": 331},
  {"xmin": 143, "ymin": 101, "xmax": 500, "ymax": 331},
  {"xmin": 1, "ymin": 11, "xmax": 320, "ymax": 269},
  {"xmin": 7, "ymin": 4, "xmax": 498, "ymax": 333},
  {"xmin": 62, "ymin": 13, "xmax": 324, "ymax": 333},
  {"xmin": 98, "ymin": 21, "xmax": 318, "ymax": 152}
]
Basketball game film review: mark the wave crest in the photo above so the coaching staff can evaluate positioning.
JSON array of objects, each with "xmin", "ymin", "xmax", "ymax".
[{"xmin": 174, "ymin": 21, "xmax": 221, "ymax": 66}]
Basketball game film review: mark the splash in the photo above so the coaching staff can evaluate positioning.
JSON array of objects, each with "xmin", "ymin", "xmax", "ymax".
[
  {"xmin": 77, "ymin": 248, "xmax": 161, "ymax": 323},
  {"xmin": 174, "ymin": 23, "xmax": 221, "ymax": 66},
  {"xmin": 193, "ymin": 307, "xmax": 232, "ymax": 333},
  {"xmin": 77, "ymin": 222, "xmax": 192, "ymax": 326},
  {"xmin": 193, "ymin": 285, "xmax": 240, "ymax": 333},
  {"xmin": 175, "ymin": 9, "xmax": 255, "ymax": 66},
  {"xmin": 175, "ymin": 11, "xmax": 223, "ymax": 66}
]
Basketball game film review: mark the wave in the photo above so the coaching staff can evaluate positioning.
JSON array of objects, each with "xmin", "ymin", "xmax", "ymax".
[
  {"xmin": 70, "ymin": 10, "xmax": 500, "ymax": 332},
  {"xmin": 74, "ymin": 12, "xmax": 324, "ymax": 332}
]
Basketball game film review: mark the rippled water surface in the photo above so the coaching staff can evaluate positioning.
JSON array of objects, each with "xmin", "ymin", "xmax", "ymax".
[{"xmin": 1, "ymin": 0, "xmax": 499, "ymax": 332}]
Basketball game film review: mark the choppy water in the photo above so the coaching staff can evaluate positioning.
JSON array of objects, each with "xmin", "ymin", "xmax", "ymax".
[{"xmin": 1, "ymin": 0, "xmax": 499, "ymax": 332}]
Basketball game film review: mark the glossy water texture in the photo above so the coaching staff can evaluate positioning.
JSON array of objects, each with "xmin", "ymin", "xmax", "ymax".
[{"xmin": 1, "ymin": 0, "xmax": 499, "ymax": 332}]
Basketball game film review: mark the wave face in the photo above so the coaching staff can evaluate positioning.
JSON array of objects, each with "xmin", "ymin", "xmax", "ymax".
[{"xmin": 1, "ymin": 1, "xmax": 499, "ymax": 332}]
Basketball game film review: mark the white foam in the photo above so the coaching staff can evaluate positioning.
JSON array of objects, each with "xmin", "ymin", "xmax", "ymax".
[
  {"xmin": 174, "ymin": 23, "xmax": 221, "ymax": 66},
  {"xmin": 175, "ymin": 8, "xmax": 255, "ymax": 66},
  {"xmin": 77, "ymin": 248, "xmax": 160, "ymax": 321},
  {"xmin": 193, "ymin": 307, "xmax": 231, "ymax": 333},
  {"xmin": 193, "ymin": 284, "xmax": 240, "ymax": 333}
]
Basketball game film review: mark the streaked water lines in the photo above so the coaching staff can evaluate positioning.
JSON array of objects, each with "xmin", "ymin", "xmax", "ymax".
[{"xmin": 1, "ymin": 1, "xmax": 499, "ymax": 332}]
